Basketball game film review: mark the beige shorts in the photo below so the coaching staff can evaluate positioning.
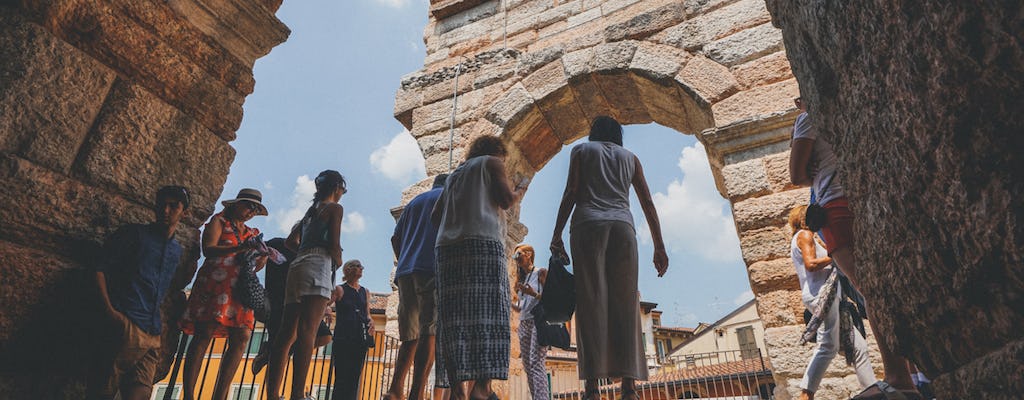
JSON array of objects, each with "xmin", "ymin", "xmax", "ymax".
[
  {"xmin": 285, "ymin": 247, "xmax": 334, "ymax": 304},
  {"xmin": 395, "ymin": 272, "xmax": 437, "ymax": 341},
  {"xmin": 102, "ymin": 314, "xmax": 162, "ymax": 395}
]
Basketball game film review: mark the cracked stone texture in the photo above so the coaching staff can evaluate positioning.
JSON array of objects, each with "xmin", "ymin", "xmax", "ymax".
[
  {"xmin": 0, "ymin": 2, "xmax": 288, "ymax": 398},
  {"xmin": 767, "ymin": 0, "xmax": 1024, "ymax": 397}
]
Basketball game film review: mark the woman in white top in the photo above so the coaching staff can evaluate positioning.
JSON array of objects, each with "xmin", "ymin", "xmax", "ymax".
[
  {"xmin": 789, "ymin": 205, "xmax": 875, "ymax": 400},
  {"xmin": 550, "ymin": 116, "xmax": 669, "ymax": 400},
  {"xmin": 431, "ymin": 135, "xmax": 526, "ymax": 400}
]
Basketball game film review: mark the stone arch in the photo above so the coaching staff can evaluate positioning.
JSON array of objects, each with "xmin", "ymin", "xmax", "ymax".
[{"xmin": 396, "ymin": 0, "xmax": 843, "ymax": 396}]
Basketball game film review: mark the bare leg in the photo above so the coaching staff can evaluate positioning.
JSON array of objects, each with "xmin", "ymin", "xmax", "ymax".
[
  {"xmin": 799, "ymin": 390, "xmax": 814, "ymax": 400},
  {"xmin": 121, "ymin": 384, "xmax": 152, "ymax": 400},
  {"xmin": 409, "ymin": 336, "xmax": 435, "ymax": 400},
  {"xmin": 211, "ymin": 327, "xmax": 251, "ymax": 400},
  {"xmin": 446, "ymin": 361, "xmax": 465, "ymax": 400},
  {"xmin": 433, "ymin": 387, "xmax": 447, "ymax": 400},
  {"xmin": 386, "ymin": 339, "xmax": 419, "ymax": 400},
  {"xmin": 266, "ymin": 303, "xmax": 302, "ymax": 399},
  {"xmin": 831, "ymin": 247, "xmax": 915, "ymax": 391},
  {"xmin": 182, "ymin": 326, "xmax": 214, "ymax": 400},
  {"xmin": 621, "ymin": 378, "xmax": 638, "ymax": 400},
  {"xmin": 468, "ymin": 379, "xmax": 491, "ymax": 400},
  {"xmin": 290, "ymin": 295, "xmax": 332, "ymax": 400},
  {"xmin": 584, "ymin": 380, "xmax": 599, "ymax": 400}
]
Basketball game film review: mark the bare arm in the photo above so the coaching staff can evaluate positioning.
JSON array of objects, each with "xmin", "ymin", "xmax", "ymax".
[
  {"xmin": 632, "ymin": 156, "xmax": 669, "ymax": 277},
  {"xmin": 94, "ymin": 272, "xmax": 119, "ymax": 318},
  {"xmin": 365, "ymin": 290, "xmax": 375, "ymax": 335},
  {"xmin": 285, "ymin": 222, "xmax": 302, "ymax": 252},
  {"xmin": 391, "ymin": 234, "xmax": 400, "ymax": 260},
  {"xmin": 550, "ymin": 154, "xmax": 581, "ymax": 262},
  {"xmin": 486, "ymin": 156, "xmax": 524, "ymax": 210},
  {"xmin": 201, "ymin": 216, "xmax": 250, "ymax": 257},
  {"xmin": 797, "ymin": 230, "xmax": 832, "ymax": 271},
  {"xmin": 789, "ymin": 138, "xmax": 814, "ymax": 186}
]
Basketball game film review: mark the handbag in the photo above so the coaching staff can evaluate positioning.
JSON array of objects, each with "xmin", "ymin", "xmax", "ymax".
[
  {"xmin": 347, "ymin": 287, "xmax": 375, "ymax": 348},
  {"xmin": 530, "ymin": 302, "xmax": 571, "ymax": 350},
  {"xmin": 805, "ymin": 173, "xmax": 836, "ymax": 232},
  {"xmin": 539, "ymin": 255, "xmax": 575, "ymax": 323},
  {"xmin": 233, "ymin": 234, "xmax": 270, "ymax": 321}
]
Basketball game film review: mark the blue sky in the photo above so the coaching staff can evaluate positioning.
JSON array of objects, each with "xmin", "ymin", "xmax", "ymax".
[{"xmin": 215, "ymin": 0, "xmax": 754, "ymax": 327}]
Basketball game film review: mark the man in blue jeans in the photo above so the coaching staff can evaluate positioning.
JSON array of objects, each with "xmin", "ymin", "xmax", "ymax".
[{"xmin": 88, "ymin": 186, "xmax": 190, "ymax": 400}]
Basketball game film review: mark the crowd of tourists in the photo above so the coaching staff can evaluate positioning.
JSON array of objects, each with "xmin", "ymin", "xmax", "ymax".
[{"xmin": 88, "ymin": 111, "xmax": 930, "ymax": 400}]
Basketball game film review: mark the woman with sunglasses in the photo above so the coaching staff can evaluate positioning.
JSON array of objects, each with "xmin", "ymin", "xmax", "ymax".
[
  {"xmin": 180, "ymin": 189, "xmax": 269, "ymax": 400},
  {"xmin": 265, "ymin": 170, "xmax": 347, "ymax": 400}
]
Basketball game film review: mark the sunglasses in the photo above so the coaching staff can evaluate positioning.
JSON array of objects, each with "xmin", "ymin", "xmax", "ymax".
[{"xmin": 242, "ymin": 201, "xmax": 261, "ymax": 212}]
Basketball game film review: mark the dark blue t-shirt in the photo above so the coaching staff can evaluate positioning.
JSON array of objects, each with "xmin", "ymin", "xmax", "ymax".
[
  {"xmin": 393, "ymin": 188, "xmax": 442, "ymax": 278},
  {"xmin": 96, "ymin": 223, "xmax": 183, "ymax": 335}
]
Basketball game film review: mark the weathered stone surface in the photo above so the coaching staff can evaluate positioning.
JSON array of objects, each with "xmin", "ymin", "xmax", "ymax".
[
  {"xmin": 739, "ymin": 226, "xmax": 790, "ymax": 264},
  {"xmin": 747, "ymin": 258, "xmax": 799, "ymax": 294},
  {"xmin": 766, "ymin": 324, "xmax": 884, "ymax": 397},
  {"xmin": 678, "ymin": 55, "xmax": 739, "ymax": 103},
  {"xmin": 720, "ymin": 157, "xmax": 771, "ymax": 200},
  {"xmin": 167, "ymin": 0, "xmax": 290, "ymax": 66},
  {"xmin": 704, "ymin": 22, "xmax": 784, "ymax": 67},
  {"xmin": 76, "ymin": 80, "xmax": 235, "ymax": 221},
  {"xmin": 732, "ymin": 189, "xmax": 809, "ymax": 231},
  {"xmin": 629, "ymin": 41, "xmax": 690, "ymax": 82},
  {"xmin": 762, "ymin": 151, "xmax": 796, "ymax": 193},
  {"xmin": 731, "ymin": 50, "xmax": 792, "ymax": 89},
  {"xmin": 712, "ymin": 78, "xmax": 798, "ymax": 125},
  {"xmin": 0, "ymin": 12, "xmax": 116, "ymax": 172},
  {"xmin": 429, "ymin": 0, "xmax": 489, "ymax": 20},
  {"xmin": 604, "ymin": 2, "xmax": 684, "ymax": 42},
  {"xmin": 768, "ymin": 1, "xmax": 1024, "ymax": 395},
  {"xmin": 754, "ymin": 288, "xmax": 802, "ymax": 328},
  {"xmin": 521, "ymin": 59, "xmax": 568, "ymax": 100},
  {"xmin": 588, "ymin": 40, "xmax": 640, "ymax": 71},
  {"xmin": 662, "ymin": 0, "xmax": 771, "ymax": 51}
]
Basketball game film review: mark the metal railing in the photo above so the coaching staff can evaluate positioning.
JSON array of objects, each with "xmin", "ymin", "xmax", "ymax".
[{"xmin": 156, "ymin": 329, "xmax": 404, "ymax": 400}]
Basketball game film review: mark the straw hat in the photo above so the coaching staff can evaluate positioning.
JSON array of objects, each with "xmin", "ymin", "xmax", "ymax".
[{"xmin": 221, "ymin": 188, "xmax": 268, "ymax": 216}]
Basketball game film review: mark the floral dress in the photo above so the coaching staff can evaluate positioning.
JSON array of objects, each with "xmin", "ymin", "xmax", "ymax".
[{"xmin": 180, "ymin": 213, "xmax": 259, "ymax": 337}]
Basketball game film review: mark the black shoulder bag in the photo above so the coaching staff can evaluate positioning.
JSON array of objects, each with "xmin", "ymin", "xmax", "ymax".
[
  {"xmin": 805, "ymin": 173, "xmax": 836, "ymax": 232},
  {"xmin": 538, "ymin": 255, "xmax": 575, "ymax": 323}
]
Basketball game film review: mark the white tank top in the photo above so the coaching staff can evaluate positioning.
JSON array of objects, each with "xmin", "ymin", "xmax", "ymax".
[
  {"xmin": 518, "ymin": 269, "xmax": 542, "ymax": 321},
  {"xmin": 791, "ymin": 232, "xmax": 832, "ymax": 305},
  {"xmin": 570, "ymin": 141, "xmax": 636, "ymax": 230},
  {"xmin": 435, "ymin": 156, "xmax": 506, "ymax": 246}
]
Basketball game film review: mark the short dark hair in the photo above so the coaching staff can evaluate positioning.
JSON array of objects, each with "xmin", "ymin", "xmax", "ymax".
[
  {"xmin": 156, "ymin": 186, "xmax": 190, "ymax": 208},
  {"xmin": 588, "ymin": 116, "xmax": 623, "ymax": 146},
  {"xmin": 432, "ymin": 173, "xmax": 449, "ymax": 188},
  {"xmin": 466, "ymin": 135, "xmax": 508, "ymax": 160}
]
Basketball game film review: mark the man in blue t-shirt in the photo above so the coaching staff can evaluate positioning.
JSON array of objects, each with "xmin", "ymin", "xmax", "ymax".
[
  {"xmin": 88, "ymin": 186, "xmax": 190, "ymax": 400},
  {"xmin": 384, "ymin": 174, "xmax": 447, "ymax": 400}
]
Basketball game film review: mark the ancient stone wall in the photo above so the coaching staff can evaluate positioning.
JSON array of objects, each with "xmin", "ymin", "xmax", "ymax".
[
  {"xmin": 0, "ymin": 1, "xmax": 288, "ymax": 397},
  {"xmin": 766, "ymin": 1, "xmax": 1023, "ymax": 398},
  {"xmin": 395, "ymin": 0, "xmax": 876, "ymax": 398}
]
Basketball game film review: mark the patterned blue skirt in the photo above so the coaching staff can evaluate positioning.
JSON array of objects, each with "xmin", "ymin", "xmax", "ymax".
[{"xmin": 435, "ymin": 238, "xmax": 510, "ymax": 385}]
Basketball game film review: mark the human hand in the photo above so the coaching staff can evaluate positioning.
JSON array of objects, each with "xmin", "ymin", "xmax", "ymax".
[
  {"xmin": 254, "ymin": 255, "xmax": 269, "ymax": 272},
  {"xmin": 550, "ymin": 238, "xmax": 569, "ymax": 264},
  {"xmin": 653, "ymin": 247, "xmax": 669, "ymax": 277},
  {"xmin": 368, "ymin": 323, "xmax": 375, "ymax": 336}
]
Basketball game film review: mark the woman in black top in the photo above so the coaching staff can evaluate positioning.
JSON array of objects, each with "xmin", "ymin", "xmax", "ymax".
[{"xmin": 332, "ymin": 260, "xmax": 373, "ymax": 400}]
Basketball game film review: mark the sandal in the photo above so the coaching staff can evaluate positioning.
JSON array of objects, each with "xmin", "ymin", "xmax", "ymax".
[{"xmin": 852, "ymin": 381, "xmax": 922, "ymax": 400}]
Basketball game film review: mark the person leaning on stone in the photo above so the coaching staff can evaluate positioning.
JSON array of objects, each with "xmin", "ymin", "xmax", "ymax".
[
  {"xmin": 510, "ymin": 244, "xmax": 550, "ymax": 400},
  {"xmin": 789, "ymin": 97, "xmax": 921, "ymax": 400},
  {"xmin": 384, "ymin": 173, "xmax": 448, "ymax": 400},
  {"xmin": 87, "ymin": 186, "xmax": 191, "ymax": 400}
]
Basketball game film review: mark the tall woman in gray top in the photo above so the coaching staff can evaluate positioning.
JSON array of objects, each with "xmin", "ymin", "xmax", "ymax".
[
  {"xmin": 431, "ymin": 136, "xmax": 526, "ymax": 400},
  {"xmin": 550, "ymin": 117, "xmax": 669, "ymax": 400},
  {"xmin": 265, "ymin": 170, "xmax": 346, "ymax": 400}
]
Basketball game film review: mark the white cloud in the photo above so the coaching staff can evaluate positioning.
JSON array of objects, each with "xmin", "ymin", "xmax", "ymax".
[
  {"xmin": 263, "ymin": 181, "xmax": 274, "ymax": 190},
  {"xmin": 274, "ymin": 175, "xmax": 317, "ymax": 235},
  {"xmin": 369, "ymin": 130, "xmax": 427, "ymax": 185},
  {"xmin": 342, "ymin": 212, "xmax": 368, "ymax": 234},
  {"xmin": 734, "ymin": 290, "xmax": 755, "ymax": 306},
  {"xmin": 372, "ymin": 0, "xmax": 408, "ymax": 9},
  {"xmin": 641, "ymin": 142, "xmax": 742, "ymax": 263}
]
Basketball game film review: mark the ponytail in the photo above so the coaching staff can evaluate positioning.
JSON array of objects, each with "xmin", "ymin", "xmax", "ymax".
[{"xmin": 301, "ymin": 169, "xmax": 347, "ymax": 225}]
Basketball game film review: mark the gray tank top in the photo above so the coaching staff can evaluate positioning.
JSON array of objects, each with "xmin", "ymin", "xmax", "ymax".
[
  {"xmin": 570, "ymin": 141, "xmax": 636, "ymax": 230},
  {"xmin": 436, "ymin": 156, "xmax": 506, "ymax": 245},
  {"xmin": 298, "ymin": 203, "xmax": 332, "ymax": 251}
]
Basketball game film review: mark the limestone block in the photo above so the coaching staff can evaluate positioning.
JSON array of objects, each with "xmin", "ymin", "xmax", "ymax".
[
  {"xmin": 762, "ymin": 151, "xmax": 796, "ymax": 193},
  {"xmin": 506, "ymin": 107, "xmax": 561, "ymax": 169},
  {"xmin": 430, "ymin": 0, "xmax": 489, "ymax": 20},
  {"xmin": 534, "ymin": 0, "xmax": 581, "ymax": 32},
  {"xmin": 535, "ymin": 86, "xmax": 590, "ymax": 143},
  {"xmin": 601, "ymin": 0, "xmax": 641, "ymax": 16},
  {"xmin": 662, "ymin": 0, "xmax": 771, "ymax": 51},
  {"xmin": 473, "ymin": 62, "xmax": 517, "ymax": 89},
  {"xmin": 739, "ymin": 225, "xmax": 789, "ymax": 264},
  {"xmin": 632, "ymin": 75, "xmax": 705, "ymax": 135},
  {"xmin": 720, "ymin": 158, "xmax": 771, "ymax": 200},
  {"xmin": 764, "ymin": 325, "xmax": 816, "ymax": 378},
  {"xmin": 435, "ymin": 0, "xmax": 500, "ymax": 34},
  {"xmin": 517, "ymin": 45, "xmax": 566, "ymax": 77},
  {"xmin": 166, "ymin": 0, "xmax": 290, "ymax": 66},
  {"xmin": 588, "ymin": 40, "xmax": 639, "ymax": 72},
  {"xmin": 712, "ymin": 78, "xmax": 798, "ymax": 126},
  {"xmin": 629, "ymin": 42, "xmax": 690, "ymax": 82},
  {"xmin": 677, "ymin": 55, "xmax": 739, "ymax": 103},
  {"xmin": 562, "ymin": 47, "xmax": 597, "ymax": 79},
  {"xmin": 754, "ymin": 288, "xmax": 802, "ymax": 328},
  {"xmin": 731, "ymin": 50, "xmax": 793, "ymax": 90},
  {"xmin": 75, "ymin": 80, "xmax": 235, "ymax": 221},
  {"xmin": 747, "ymin": 258, "xmax": 799, "ymax": 294},
  {"xmin": 604, "ymin": 2, "xmax": 685, "ymax": 42},
  {"xmin": 421, "ymin": 71, "xmax": 475, "ymax": 106},
  {"xmin": 682, "ymin": 0, "xmax": 736, "ymax": 17},
  {"xmin": 485, "ymin": 83, "xmax": 536, "ymax": 128},
  {"xmin": 568, "ymin": 75, "xmax": 615, "ymax": 123},
  {"xmin": 522, "ymin": 59, "xmax": 568, "ymax": 100},
  {"xmin": 704, "ymin": 22, "xmax": 784, "ymax": 67},
  {"xmin": 530, "ymin": 14, "xmax": 605, "ymax": 53},
  {"xmin": 394, "ymin": 85, "xmax": 424, "ymax": 128},
  {"xmin": 413, "ymin": 97, "xmax": 456, "ymax": 127},
  {"xmin": 732, "ymin": 188, "xmax": 810, "ymax": 231},
  {"xmin": 0, "ymin": 13, "xmax": 116, "ymax": 172},
  {"xmin": 932, "ymin": 340, "xmax": 1024, "ymax": 400},
  {"xmin": 593, "ymin": 72, "xmax": 652, "ymax": 125},
  {"xmin": 567, "ymin": 7, "xmax": 601, "ymax": 28}
]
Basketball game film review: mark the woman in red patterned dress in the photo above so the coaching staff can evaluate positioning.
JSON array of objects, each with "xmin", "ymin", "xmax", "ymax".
[{"xmin": 179, "ymin": 189, "xmax": 269, "ymax": 400}]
